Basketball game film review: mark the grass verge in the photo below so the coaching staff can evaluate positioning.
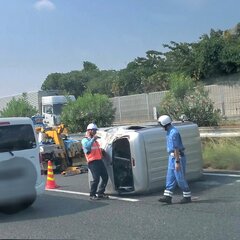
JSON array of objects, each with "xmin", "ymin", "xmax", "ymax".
[{"xmin": 202, "ymin": 137, "xmax": 240, "ymax": 171}]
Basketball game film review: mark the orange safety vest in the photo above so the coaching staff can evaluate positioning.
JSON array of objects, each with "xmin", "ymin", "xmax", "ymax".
[{"xmin": 84, "ymin": 140, "xmax": 103, "ymax": 163}]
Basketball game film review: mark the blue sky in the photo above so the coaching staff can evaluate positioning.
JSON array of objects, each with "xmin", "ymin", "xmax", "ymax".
[{"xmin": 0, "ymin": 0, "xmax": 239, "ymax": 97}]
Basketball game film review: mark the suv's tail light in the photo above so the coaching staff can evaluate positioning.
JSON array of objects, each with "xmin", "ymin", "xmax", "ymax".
[{"xmin": 0, "ymin": 121, "xmax": 10, "ymax": 126}]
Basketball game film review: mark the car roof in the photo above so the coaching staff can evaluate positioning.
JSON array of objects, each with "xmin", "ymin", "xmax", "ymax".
[{"xmin": 0, "ymin": 117, "xmax": 33, "ymax": 126}]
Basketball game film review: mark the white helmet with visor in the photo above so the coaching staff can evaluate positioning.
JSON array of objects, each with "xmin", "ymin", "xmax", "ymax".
[
  {"xmin": 87, "ymin": 123, "xmax": 98, "ymax": 130},
  {"xmin": 158, "ymin": 115, "xmax": 172, "ymax": 127}
]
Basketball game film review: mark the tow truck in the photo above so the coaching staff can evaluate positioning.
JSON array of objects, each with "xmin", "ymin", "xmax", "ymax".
[{"xmin": 32, "ymin": 115, "xmax": 86, "ymax": 174}]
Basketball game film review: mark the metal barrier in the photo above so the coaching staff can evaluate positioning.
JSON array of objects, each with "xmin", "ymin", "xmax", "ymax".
[{"xmin": 111, "ymin": 84, "xmax": 240, "ymax": 124}]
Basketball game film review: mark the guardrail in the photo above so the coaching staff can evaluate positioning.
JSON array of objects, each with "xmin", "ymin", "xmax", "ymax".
[
  {"xmin": 199, "ymin": 127, "xmax": 240, "ymax": 137},
  {"xmin": 68, "ymin": 126, "xmax": 240, "ymax": 139}
]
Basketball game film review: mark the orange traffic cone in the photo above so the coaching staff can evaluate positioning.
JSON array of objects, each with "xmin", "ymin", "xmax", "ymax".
[{"xmin": 45, "ymin": 160, "xmax": 58, "ymax": 189}]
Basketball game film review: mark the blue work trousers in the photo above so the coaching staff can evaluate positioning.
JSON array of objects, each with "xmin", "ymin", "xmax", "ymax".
[{"xmin": 165, "ymin": 155, "xmax": 190, "ymax": 193}]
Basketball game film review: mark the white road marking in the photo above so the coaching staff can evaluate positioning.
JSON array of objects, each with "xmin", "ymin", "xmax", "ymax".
[
  {"xmin": 203, "ymin": 172, "xmax": 240, "ymax": 178},
  {"xmin": 46, "ymin": 188, "xmax": 140, "ymax": 202},
  {"xmin": 46, "ymin": 174, "xmax": 240, "ymax": 202}
]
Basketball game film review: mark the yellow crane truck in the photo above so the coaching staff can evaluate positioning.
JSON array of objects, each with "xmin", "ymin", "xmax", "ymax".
[{"xmin": 35, "ymin": 124, "xmax": 86, "ymax": 174}]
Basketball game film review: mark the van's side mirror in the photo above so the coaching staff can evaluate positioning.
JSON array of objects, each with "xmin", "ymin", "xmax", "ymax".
[{"xmin": 179, "ymin": 114, "xmax": 188, "ymax": 122}]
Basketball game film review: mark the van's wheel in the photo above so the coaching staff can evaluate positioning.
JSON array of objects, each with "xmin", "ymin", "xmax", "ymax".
[
  {"xmin": 0, "ymin": 196, "xmax": 36, "ymax": 215},
  {"xmin": 21, "ymin": 196, "xmax": 36, "ymax": 209}
]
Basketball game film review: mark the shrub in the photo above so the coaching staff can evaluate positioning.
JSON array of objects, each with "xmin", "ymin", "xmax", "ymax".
[
  {"xmin": 0, "ymin": 93, "xmax": 38, "ymax": 117},
  {"xmin": 168, "ymin": 73, "xmax": 194, "ymax": 99},
  {"xmin": 61, "ymin": 93, "xmax": 115, "ymax": 133},
  {"xmin": 181, "ymin": 85, "xmax": 221, "ymax": 126},
  {"xmin": 159, "ymin": 74, "xmax": 222, "ymax": 126}
]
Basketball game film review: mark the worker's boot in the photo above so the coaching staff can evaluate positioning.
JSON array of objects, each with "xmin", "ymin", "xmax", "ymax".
[
  {"xmin": 97, "ymin": 193, "xmax": 109, "ymax": 199},
  {"xmin": 158, "ymin": 196, "xmax": 172, "ymax": 204},
  {"xmin": 180, "ymin": 197, "xmax": 191, "ymax": 204}
]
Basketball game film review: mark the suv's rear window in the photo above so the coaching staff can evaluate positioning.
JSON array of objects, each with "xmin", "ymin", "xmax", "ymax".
[{"xmin": 0, "ymin": 124, "xmax": 37, "ymax": 152}]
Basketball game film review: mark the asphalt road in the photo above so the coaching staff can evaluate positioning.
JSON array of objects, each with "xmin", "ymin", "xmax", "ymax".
[{"xmin": 0, "ymin": 172, "xmax": 239, "ymax": 240}]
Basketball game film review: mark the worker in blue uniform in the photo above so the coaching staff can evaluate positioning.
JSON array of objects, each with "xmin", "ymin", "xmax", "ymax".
[{"xmin": 158, "ymin": 115, "xmax": 191, "ymax": 204}]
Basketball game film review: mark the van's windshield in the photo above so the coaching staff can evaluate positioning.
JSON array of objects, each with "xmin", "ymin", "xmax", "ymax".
[{"xmin": 0, "ymin": 124, "xmax": 37, "ymax": 152}]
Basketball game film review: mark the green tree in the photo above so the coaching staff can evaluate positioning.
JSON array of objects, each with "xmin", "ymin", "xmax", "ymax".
[
  {"xmin": 134, "ymin": 50, "xmax": 169, "ymax": 92},
  {"xmin": 0, "ymin": 93, "xmax": 38, "ymax": 117},
  {"xmin": 59, "ymin": 71, "xmax": 88, "ymax": 97},
  {"xmin": 162, "ymin": 25, "xmax": 240, "ymax": 82},
  {"xmin": 41, "ymin": 73, "xmax": 63, "ymax": 91},
  {"xmin": 41, "ymin": 71, "xmax": 88, "ymax": 97},
  {"xmin": 85, "ymin": 70, "xmax": 119, "ymax": 97},
  {"xmin": 115, "ymin": 50, "xmax": 168, "ymax": 96},
  {"xmin": 220, "ymin": 29, "xmax": 240, "ymax": 73},
  {"xmin": 142, "ymin": 72, "xmax": 169, "ymax": 92},
  {"xmin": 163, "ymin": 41, "xmax": 196, "ymax": 77},
  {"xmin": 193, "ymin": 30, "xmax": 226, "ymax": 80},
  {"xmin": 40, "ymin": 23, "xmax": 240, "ymax": 97},
  {"xmin": 61, "ymin": 93, "xmax": 115, "ymax": 133},
  {"xmin": 117, "ymin": 65, "xmax": 143, "ymax": 95},
  {"xmin": 41, "ymin": 62, "xmax": 118, "ymax": 98},
  {"xmin": 83, "ymin": 61, "xmax": 99, "ymax": 72}
]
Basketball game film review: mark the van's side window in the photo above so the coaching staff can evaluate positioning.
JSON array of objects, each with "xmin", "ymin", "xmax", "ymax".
[{"xmin": 0, "ymin": 124, "xmax": 36, "ymax": 152}]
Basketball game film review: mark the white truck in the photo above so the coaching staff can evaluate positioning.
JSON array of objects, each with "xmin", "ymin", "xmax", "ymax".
[
  {"xmin": 0, "ymin": 91, "xmax": 76, "ymax": 127},
  {"xmin": 42, "ymin": 95, "xmax": 75, "ymax": 126}
]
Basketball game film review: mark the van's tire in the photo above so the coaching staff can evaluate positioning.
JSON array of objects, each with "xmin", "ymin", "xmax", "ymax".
[
  {"xmin": 0, "ymin": 196, "xmax": 36, "ymax": 215},
  {"xmin": 21, "ymin": 196, "xmax": 37, "ymax": 209}
]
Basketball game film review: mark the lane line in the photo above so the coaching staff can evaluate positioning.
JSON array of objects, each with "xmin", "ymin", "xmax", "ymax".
[
  {"xmin": 203, "ymin": 172, "xmax": 240, "ymax": 178},
  {"xmin": 46, "ymin": 189, "xmax": 140, "ymax": 202}
]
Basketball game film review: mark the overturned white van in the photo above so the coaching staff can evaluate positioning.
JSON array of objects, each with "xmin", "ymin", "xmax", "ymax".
[{"xmin": 97, "ymin": 121, "xmax": 203, "ymax": 195}]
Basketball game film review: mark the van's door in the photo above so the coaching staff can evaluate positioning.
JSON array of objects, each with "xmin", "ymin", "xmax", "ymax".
[{"xmin": 112, "ymin": 137, "xmax": 134, "ymax": 193}]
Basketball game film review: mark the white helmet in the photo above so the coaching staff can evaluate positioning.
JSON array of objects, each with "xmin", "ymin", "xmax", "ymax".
[
  {"xmin": 87, "ymin": 123, "xmax": 98, "ymax": 130},
  {"xmin": 158, "ymin": 115, "xmax": 172, "ymax": 126}
]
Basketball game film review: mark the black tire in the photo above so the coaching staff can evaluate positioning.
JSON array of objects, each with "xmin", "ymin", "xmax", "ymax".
[{"xmin": 0, "ymin": 196, "xmax": 36, "ymax": 215}]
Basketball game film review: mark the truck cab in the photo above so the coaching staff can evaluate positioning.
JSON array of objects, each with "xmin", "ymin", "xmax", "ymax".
[{"xmin": 42, "ymin": 95, "xmax": 75, "ymax": 126}]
